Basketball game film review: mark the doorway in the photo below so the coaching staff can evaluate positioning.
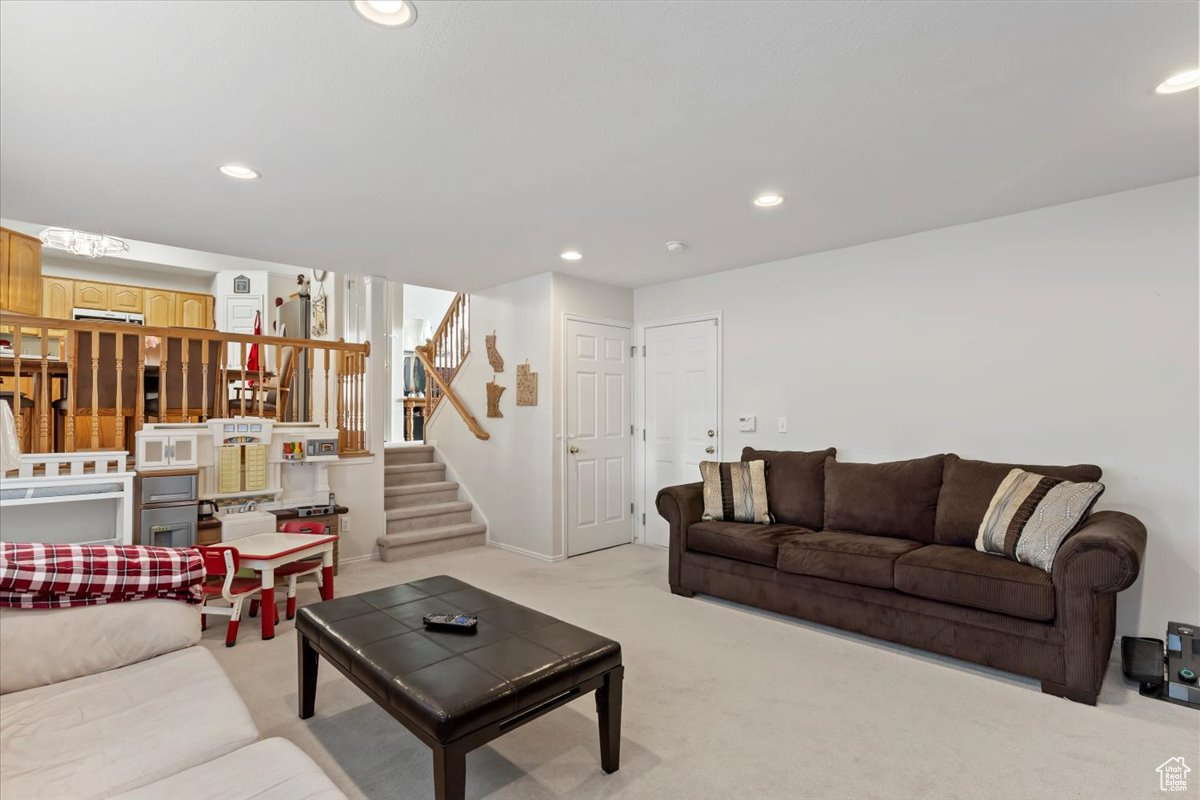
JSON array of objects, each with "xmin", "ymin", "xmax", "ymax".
[
  {"xmin": 564, "ymin": 317, "xmax": 633, "ymax": 557},
  {"xmin": 641, "ymin": 316, "xmax": 721, "ymax": 548}
]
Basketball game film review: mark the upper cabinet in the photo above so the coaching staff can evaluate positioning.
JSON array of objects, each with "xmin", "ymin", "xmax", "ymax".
[
  {"xmin": 0, "ymin": 227, "xmax": 43, "ymax": 316},
  {"xmin": 176, "ymin": 292, "xmax": 212, "ymax": 329},
  {"xmin": 110, "ymin": 285, "xmax": 144, "ymax": 313},
  {"xmin": 42, "ymin": 277, "xmax": 74, "ymax": 319},
  {"xmin": 145, "ymin": 289, "xmax": 176, "ymax": 327},
  {"xmin": 74, "ymin": 280, "xmax": 111, "ymax": 310}
]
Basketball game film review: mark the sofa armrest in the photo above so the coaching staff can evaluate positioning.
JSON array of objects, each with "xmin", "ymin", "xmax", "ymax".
[
  {"xmin": 656, "ymin": 482, "xmax": 704, "ymax": 589},
  {"xmin": 1052, "ymin": 510, "xmax": 1146, "ymax": 595},
  {"xmin": 0, "ymin": 599, "xmax": 201, "ymax": 694}
]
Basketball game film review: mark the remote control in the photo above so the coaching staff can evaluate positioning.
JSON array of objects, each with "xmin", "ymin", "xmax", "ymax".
[{"xmin": 422, "ymin": 612, "xmax": 478, "ymax": 633}]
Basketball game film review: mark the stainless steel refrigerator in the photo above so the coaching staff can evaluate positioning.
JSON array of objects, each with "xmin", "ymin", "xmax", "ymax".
[{"xmin": 276, "ymin": 296, "xmax": 311, "ymax": 421}]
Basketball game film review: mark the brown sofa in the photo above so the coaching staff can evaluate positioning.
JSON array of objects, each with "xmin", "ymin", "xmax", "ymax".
[{"xmin": 656, "ymin": 449, "xmax": 1147, "ymax": 705}]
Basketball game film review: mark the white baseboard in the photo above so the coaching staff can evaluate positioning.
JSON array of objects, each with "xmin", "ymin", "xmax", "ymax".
[
  {"xmin": 339, "ymin": 551, "xmax": 380, "ymax": 564},
  {"xmin": 486, "ymin": 538, "xmax": 565, "ymax": 563}
]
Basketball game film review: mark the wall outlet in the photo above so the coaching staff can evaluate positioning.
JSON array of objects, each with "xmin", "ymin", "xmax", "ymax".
[
  {"xmin": 777, "ymin": 417, "xmax": 788, "ymax": 433},
  {"xmin": 738, "ymin": 416, "xmax": 757, "ymax": 432},
  {"xmin": 340, "ymin": 514, "xmax": 350, "ymax": 533}
]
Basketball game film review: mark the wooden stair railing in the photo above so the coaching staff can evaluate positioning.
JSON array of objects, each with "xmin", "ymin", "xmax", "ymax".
[{"xmin": 416, "ymin": 293, "xmax": 488, "ymax": 440}]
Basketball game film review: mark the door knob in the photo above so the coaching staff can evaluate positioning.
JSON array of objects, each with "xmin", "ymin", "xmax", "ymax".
[
  {"xmin": 705, "ymin": 446, "xmax": 715, "ymax": 454},
  {"xmin": 707, "ymin": 430, "xmax": 715, "ymax": 438},
  {"xmin": 569, "ymin": 446, "xmax": 580, "ymax": 454}
]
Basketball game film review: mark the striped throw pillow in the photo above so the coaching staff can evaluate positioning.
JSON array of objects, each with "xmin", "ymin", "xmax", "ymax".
[
  {"xmin": 700, "ymin": 460, "xmax": 774, "ymax": 524},
  {"xmin": 976, "ymin": 468, "xmax": 1104, "ymax": 573}
]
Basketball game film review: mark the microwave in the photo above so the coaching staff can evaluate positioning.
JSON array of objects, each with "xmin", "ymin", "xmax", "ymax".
[{"xmin": 307, "ymin": 438, "xmax": 338, "ymax": 457}]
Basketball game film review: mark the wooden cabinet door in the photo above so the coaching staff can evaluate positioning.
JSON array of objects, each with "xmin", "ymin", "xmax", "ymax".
[
  {"xmin": 145, "ymin": 289, "xmax": 176, "ymax": 327},
  {"xmin": 42, "ymin": 277, "xmax": 74, "ymax": 319},
  {"xmin": 176, "ymin": 292, "xmax": 209, "ymax": 329},
  {"xmin": 74, "ymin": 280, "xmax": 111, "ymax": 310},
  {"xmin": 1, "ymin": 229, "xmax": 43, "ymax": 315},
  {"xmin": 110, "ymin": 285, "xmax": 144, "ymax": 313}
]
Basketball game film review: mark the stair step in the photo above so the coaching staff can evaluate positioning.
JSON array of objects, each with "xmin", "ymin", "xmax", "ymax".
[
  {"xmin": 385, "ymin": 462, "xmax": 446, "ymax": 486},
  {"xmin": 384, "ymin": 445, "xmax": 435, "ymax": 466},
  {"xmin": 385, "ymin": 501, "xmax": 473, "ymax": 533},
  {"xmin": 376, "ymin": 523, "xmax": 487, "ymax": 562},
  {"xmin": 384, "ymin": 481, "xmax": 461, "ymax": 509}
]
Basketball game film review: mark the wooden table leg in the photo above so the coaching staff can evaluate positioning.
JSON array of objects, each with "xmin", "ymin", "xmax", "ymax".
[
  {"xmin": 260, "ymin": 567, "xmax": 276, "ymax": 640},
  {"xmin": 433, "ymin": 743, "xmax": 466, "ymax": 800},
  {"xmin": 596, "ymin": 665, "xmax": 623, "ymax": 773},
  {"xmin": 298, "ymin": 631, "xmax": 318, "ymax": 719}
]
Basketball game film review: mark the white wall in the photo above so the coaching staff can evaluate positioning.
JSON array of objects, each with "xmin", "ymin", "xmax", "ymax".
[
  {"xmin": 634, "ymin": 177, "xmax": 1199, "ymax": 637},
  {"xmin": 550, "ymin": 274, "xmax": 635, "ymax": 557},
  {"xmin": 429, "ymin": 273, "xmax": 556, "ymax": 557},
  {"xmin": 402, "ymin": 284, "xmax": 456, "ymax": 345}
]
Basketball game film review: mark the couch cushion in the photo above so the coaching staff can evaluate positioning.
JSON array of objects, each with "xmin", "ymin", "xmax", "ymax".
[
  {"xmin": 934, "ymin": 455, "xmax": 1103, "ymax": 546},
  {"xmin": 110, "ymin": 738, "xmax": 346, "ymax": 800},
  {"xmin": 0, "ymin": 646, "xmax": 259, "ymax": 800},
  {"xmin": 823, "ymin": 454, "xmax": 945, "ymax": 543},
  {"xmin": 894, "ymin": 544, "xmax": 1055, "ymax": 621},
  {"xmin": 742, "ymin": 447, "xmax": 836, "ymax": 529},
  {"xmin": 777, "ymin": 531, "xmax": 924, "ymax": 589},
  {"xmin": 688, "ymin": 521, "xmax": 811, "ymax": 566}
]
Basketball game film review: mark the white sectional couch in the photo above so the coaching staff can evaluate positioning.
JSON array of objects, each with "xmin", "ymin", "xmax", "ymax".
[{"xmin": 0, "ymin": 599, "xmax": 345, "ymax": 800}]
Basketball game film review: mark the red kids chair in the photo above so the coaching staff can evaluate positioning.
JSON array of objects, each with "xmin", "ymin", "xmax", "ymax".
[
  {"xmin": 198, "ymin": 546, "xmax": 274, "ymax": 647},
  {"xmin": 249, "ymin": 521, "xmax": 328, "ymax": 621}
]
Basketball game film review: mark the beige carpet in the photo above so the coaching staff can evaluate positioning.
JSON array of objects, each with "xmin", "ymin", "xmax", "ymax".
[{"xmin": 203, "ymin": 545, "xmax": 1197, "ymax": 800}]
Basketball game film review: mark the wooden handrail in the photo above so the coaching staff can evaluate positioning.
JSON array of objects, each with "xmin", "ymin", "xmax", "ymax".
[
  {"xmin": 0, "ymin": 312, "xmax": 372, "ymax": 455},
  {"xmin": 414, "ymin": 343, "xmax": 488, "ymax": 441}
]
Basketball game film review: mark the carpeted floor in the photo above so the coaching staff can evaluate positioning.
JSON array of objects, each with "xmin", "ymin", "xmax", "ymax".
[{"xmin": 203, "ymin": 544, "xmax": 1197, "ymax": 800}]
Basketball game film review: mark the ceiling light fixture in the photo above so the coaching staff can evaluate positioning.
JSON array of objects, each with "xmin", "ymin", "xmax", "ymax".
[
  {"xmin": 1155, "ymin": 67, "xmax": 1200, "ymax": 94},
  {"xmin": 219, "ymin": 164, "xmax": 261, "ymax": 180},
  {"xmin": 39, "ymin": 227, "xmax": 129, "ymax": 258},
  {"xmin": 665, "ymin": 241, "xmax": 685, "ymax": 253},
  {"xmin": 351, "ymin": 0, "xmax": 417, "ymax": 28},
  {"xmin": 753, "ymin": 193, "xmax": 785, "ymax": 208},
  {"xmin": 560, "ymin": 250, "xmax": 583, "ymax": 261}
]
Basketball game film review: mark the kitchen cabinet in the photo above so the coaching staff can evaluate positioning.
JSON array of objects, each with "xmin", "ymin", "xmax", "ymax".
[
  {"xmin": 145, "ymin": 289, "xmax": 176, "ymax": 327},
  {"xmin": 176, "ymin": 292, "xmax": 212, "ymax": 329},
  {"xmin": 136, "ymin": 431, "xmax": 199, "ymax": 470},
  {"xmin": 74, "ymin": 280, "xmax": 111, "ymax": 310},
  {"xmin": 110, "ymin": 285, "xmax": 144, "ymax": 314},
  {"xmin": 42, "ymin": 277, "xmax": 74, "ymax": 319},
  {"xmin": 0, "ymin": 227, "xmax": 43, "ymax": 315}
]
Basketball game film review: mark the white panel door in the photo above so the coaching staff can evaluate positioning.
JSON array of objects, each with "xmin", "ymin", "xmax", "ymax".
[
  {"xmin": 644, "ymin": 319, "xmax": 719, "ymax": 548},
  {"xmin": 224, "ymin": 296, "xmax": 263, "ymax": 367},
  {"xmin": 566, "ymin": 319, "xmax": 633, "ymax": 556}
]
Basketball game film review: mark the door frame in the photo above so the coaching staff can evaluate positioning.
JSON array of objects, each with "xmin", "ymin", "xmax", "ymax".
[
  {"xmin": 634, "ymin": 312, "xmax": 723, "ymax": 548},
  {"xmin": 559, "ymin": 313, "xmax": 635, "ymax": 558}
]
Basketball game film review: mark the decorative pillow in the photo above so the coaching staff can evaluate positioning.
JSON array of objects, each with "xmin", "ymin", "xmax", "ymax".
[
  {"xmin": 741, "ymin": 447, "xmax": 836, "ymax": 529},
  {"xmin": 700, "ymin": 460, "xmax": 774, "ymax": 524},
  {"xmin": 976, "ymin": 469, "xmax": 1105, "ymax": 573}
]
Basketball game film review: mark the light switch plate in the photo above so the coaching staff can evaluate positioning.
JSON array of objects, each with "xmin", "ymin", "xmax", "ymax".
[
  {"xmin": 778, "ymin": 417, "xmax": 788, "ymax": 433},
  {"xmin": 738, "ymin": 416, "xmax": 757, "ymax": 432}
]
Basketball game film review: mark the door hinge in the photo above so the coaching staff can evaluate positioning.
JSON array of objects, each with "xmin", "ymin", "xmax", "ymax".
[
  {"xmin": 630, "ymin": 502, "xmax": 634, "ymax": 514},
  {"xmin": 630, "ymin": 424, "xmax": 634, "ymax": 436},
  {"xmin": 642, "ymin": 345, "xmax": 646, "ymax": 356},
  {"xmin": 642, "ymin": 513, "xmax": 646, "ymax": 525},
  {"xmin": 630, "ymin": 345, "xmax": 636, "ymax": 356},
  {"xmin": 642, "ymin": 429, "xmax": 646, "ymax": 441}
]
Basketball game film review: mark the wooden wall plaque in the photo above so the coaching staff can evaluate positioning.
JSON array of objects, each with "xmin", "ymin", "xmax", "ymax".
[{"xmin": 516, "ymin": 362, "xmax": 538, "ymax": 406}]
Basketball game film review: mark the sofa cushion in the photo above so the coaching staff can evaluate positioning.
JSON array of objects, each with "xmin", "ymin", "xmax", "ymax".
[
  {"xmin": 110, "ymin": 738, "xmax": 346, "ymax": 800},
  {"xmin": 823, "ymin": 454, "xmax": 945, "ymax": 543},
  {"xmin": 700, "ymin": 459, "xmax": 774, "ymax": 523},
  {"xmin": 934, "ymin": 454, "xmax": 1102, "ymax": 546},
  {"xmin": 777, "ymin": 531, "xmax": 924, "ymax": 589},
  {"xmin": 688, "ymin": 521, "xmax": 811, "ymax": 566},
  {"xmin": 741, "ymin": 447, "xmax": 836, "ymax": 529},
  {"xmin": 894, "ymin": 544, "xmax": 1055, "ymax": 621},
  {"xmin": 0, "ymin": 646, "xmax": 259, "ymax": 800}
]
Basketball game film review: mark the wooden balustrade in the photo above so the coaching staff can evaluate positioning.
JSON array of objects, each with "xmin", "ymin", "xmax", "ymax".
[
  {"xmin": 415, "ymin": 293, "xmax": 488, "ymax": 440},
  {"xmin": 0, "ymin": 312, "xmax": 371, "ymax": 455}
]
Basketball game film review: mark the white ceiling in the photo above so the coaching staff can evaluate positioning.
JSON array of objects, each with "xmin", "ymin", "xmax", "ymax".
[{"xmin": 1, "ymin": 1, "xmax": 1196, "ymax": 291}]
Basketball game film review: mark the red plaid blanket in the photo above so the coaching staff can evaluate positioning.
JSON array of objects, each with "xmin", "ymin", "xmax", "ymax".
[{"xmin": 0, "ymin": 543, "xmax": 205, "ymax": 608}]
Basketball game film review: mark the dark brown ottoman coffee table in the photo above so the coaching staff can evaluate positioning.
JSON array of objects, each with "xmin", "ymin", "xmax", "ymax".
[{"xmin": 296, "ymin": 575, "xmax": 623, "ymax": 800}]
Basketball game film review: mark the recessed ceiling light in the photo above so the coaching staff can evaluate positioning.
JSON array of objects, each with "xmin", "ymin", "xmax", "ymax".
[
  {"xmin": 1155, "ymin": 67, "xmax": 1200, "ymax": 94},
  {"xmin": 665, "ymin": 241, "xmax": 685, "ymax": 253},
  {"xmin": 351, "ymin": 0, "xmax": 417, "ymax": 28},
  {"xmin": 560, "ymin": 250, "xmax": 583, "ymax": 261},
  {"xmin": 219, "ymin": 164, "xmax": 260, "ymax": 180},
  {"xmin": 753, "ymin": 193, "xmax": 785, "ymax": 208}
]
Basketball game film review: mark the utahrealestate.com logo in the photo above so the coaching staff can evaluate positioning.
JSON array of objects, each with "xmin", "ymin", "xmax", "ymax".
[{"xmin": 1158, "ymin": 758, "xmax": 1190, "ymax": 792}]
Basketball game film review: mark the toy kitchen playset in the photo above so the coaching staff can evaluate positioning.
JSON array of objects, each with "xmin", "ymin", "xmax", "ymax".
[{"xmin": 135, "ymin": 418, "xmax": 344, "ymax": 549}]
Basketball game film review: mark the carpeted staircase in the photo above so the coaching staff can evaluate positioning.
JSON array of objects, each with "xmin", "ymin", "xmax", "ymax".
[{"xmin": 377, "ymin": 445, "xmax": 486, "ymax": 561}]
